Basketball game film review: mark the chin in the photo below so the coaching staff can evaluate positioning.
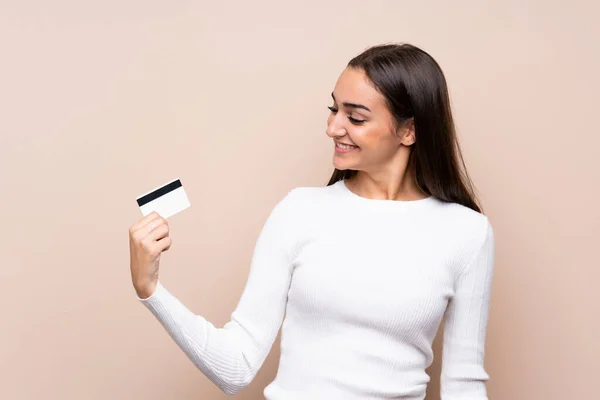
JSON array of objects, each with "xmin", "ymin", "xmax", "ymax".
[{"xmin": 332, "ymin": 160, "xmax": 353, "ymax": 171}]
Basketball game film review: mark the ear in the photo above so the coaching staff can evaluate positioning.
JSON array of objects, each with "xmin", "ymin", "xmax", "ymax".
[{"xmin": 397, "ymin": 118, "xmax": 416, "ymax": 146}]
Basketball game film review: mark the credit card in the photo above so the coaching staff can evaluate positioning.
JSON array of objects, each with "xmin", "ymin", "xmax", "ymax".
[{"xmin": 136, "ymin": 178, "xmax": 191, "ymax": 219}]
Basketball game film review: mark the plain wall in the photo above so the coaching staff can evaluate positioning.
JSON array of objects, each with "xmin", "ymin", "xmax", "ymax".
[{"xmin": 1, "ymin": 1, "xmax": 598, "ymax": 399}]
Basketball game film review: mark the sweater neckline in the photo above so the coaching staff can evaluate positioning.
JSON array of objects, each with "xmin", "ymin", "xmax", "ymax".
[{"xmin": 336, "ymin": 179, "xmax": 437, "ymax": 208}]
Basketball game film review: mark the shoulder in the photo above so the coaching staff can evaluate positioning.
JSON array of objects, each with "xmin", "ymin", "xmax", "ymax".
[
  {"xmin": 262, "ymin": 185, "xmax": 333, "ymax": 246},
  {"xmin": 432, "ymin": 200, "xmax": 494, "ymax": 266},
  {"xmin": 436, "ymin": 200, "xmax": 492, "ymax": 237},
  {"xmin": 288, "ymin": 183, "xmax": 338, "ymax": 197},
  {"xmin": 268, "ymin": 184, "xmax": 338, "ymax": 226},
  {"xmin": 280, "ymin": 183, "xmax": 338, "ymax": 207},
  {"xmin": 268, "ymin": 184, "xmax": 330, "ymax": 218}
]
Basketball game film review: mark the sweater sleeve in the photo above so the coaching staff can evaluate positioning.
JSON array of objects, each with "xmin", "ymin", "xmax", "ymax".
[
  {"xmin": 136, "ymin": 189, "xmax": 300, "ymax": 395},
  {"xmin": 440, "ymin": 218, "xmax": 495, "ymax": 400}
]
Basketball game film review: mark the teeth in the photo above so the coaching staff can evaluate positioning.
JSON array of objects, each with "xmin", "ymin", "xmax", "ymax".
[{"xmin": 337, "ymin": 143, "xmax": 356, "ymax": 150}]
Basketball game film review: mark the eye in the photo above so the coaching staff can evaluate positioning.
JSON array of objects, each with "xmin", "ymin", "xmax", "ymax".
[
  {"xmin": 328, "ymin": 106, "xmax": 365, "ymax": 124},
  {"xmin": 348, "ymin": 116, "xmax": 365, "ymax": 124}
]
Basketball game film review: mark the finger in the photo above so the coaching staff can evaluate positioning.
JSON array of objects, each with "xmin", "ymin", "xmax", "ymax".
[
  {"xmin": 142, "ymin": 214, "xmax": 166, "ymax": 233},
  {"xmin": 146, "ymin": 216, "xmax": 169, "ymax": 236},
  {"xmin": 148, "ymin": 223, "xmax": 169, "ymax": 241},
  {"xmin": 156, "ymin": 236, "xmax": 172, "ymax": 252},
  {"xmin": 131, "ymin": 211, "xmax": 162, "ymax": 232}
]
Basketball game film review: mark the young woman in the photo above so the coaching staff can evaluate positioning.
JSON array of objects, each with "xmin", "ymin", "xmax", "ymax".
[{"xmin": 129, "ymin": 43, "xmax": 495, "ymax": 400}]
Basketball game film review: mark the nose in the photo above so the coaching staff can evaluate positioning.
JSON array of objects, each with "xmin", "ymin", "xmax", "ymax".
[{"xmin": 326, "ymin": 114, "xmax": 346, "ymax": 139}]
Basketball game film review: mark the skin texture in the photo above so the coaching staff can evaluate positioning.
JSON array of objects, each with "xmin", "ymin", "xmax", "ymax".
[
  {"xmin": 129, "ymin": 211, "xmax": 170, "ymax": 299},
  {"xmin": 326, "ymin": 67, "xmax": 429, "ymax": 202}
]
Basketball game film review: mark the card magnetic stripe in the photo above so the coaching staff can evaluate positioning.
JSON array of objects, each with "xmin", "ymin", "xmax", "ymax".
[{"xmin": 136, "ymin": 179, "xmax": 183, "ymax": 207}]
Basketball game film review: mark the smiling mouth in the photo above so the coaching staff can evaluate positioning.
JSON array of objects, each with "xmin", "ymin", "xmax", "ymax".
[{"xmin": 336, "ymin": 142, "xmax": 359, "ymax": 150}]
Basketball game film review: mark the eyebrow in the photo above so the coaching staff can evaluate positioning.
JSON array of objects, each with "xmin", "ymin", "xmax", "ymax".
[{"xmin": 331, "ymin": 92, "xmax": 371, "ymax": 112}]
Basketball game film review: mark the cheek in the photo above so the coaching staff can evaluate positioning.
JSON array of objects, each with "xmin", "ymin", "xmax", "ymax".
[{"xmin": 351, "ymin": 126, "xmax": 380, "ymax": 147}]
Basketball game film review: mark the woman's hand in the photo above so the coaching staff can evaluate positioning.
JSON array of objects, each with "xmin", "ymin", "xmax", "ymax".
[{"xmin": 129, "ymin": 211, "xmax": 172, "ymax": 299}]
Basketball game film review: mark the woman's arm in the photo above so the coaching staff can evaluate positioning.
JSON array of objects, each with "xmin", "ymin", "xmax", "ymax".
[
  {"xmin": 440, "ymin": 218, "xmax": 495, "ymax": 400},
  {"xmin": 137, "ymin": 189, "xmax": 301, "ymax": 395}
]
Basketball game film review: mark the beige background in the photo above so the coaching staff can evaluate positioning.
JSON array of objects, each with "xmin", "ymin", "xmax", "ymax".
[{"xmin": 1, "ymin": 1, "xmax": 598, "ymax": 399}]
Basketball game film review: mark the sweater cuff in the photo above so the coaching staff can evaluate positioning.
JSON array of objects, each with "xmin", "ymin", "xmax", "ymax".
[{"xmin": 136, "ymin": 280, "xmax": 166, "ymax": 302}]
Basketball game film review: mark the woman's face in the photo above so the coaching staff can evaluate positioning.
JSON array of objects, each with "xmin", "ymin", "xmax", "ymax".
[{"xmin": 326, "ymin": 67, "xmax": 414, "ymax": 173}]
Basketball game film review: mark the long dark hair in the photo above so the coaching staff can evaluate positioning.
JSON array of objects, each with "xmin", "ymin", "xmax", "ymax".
[{"xmin": 326, "ymin": 43, "xmax": 483, "ymax": 213}]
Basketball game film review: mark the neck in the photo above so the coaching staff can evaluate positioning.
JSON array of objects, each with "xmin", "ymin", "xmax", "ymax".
[{"xmin": 346, "ymin": 168, "xmax": 427, "ymax": 201}]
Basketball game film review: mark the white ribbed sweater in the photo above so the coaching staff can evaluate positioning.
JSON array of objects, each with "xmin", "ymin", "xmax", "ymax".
[{"xmin": 138, "ymin": 179, "xmax": 495, "ymax": 399}]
